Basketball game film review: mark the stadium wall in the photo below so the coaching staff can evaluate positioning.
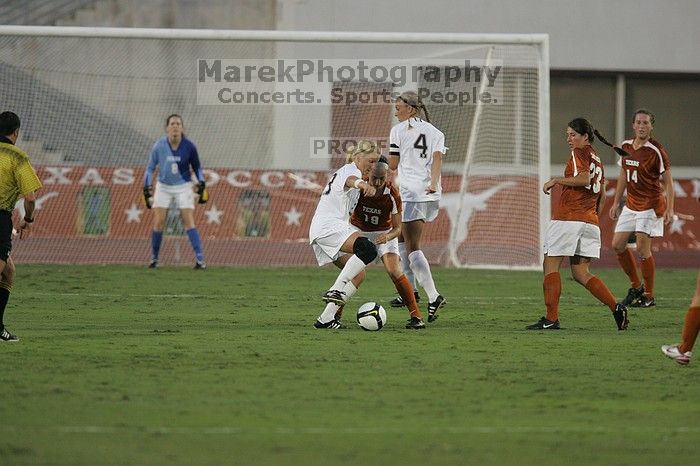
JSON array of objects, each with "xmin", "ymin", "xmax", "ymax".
[{"xmin": 277, "ymin": 0, "xmax": 700, "ymax": 73}]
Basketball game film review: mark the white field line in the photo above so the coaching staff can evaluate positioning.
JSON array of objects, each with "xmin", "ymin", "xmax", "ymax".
[
  {"xmin": 0, "ymin": 425, "xmax": 696, "ymax": 435},
  {"xmin": 29, "ymin": 292, "xmax": 691, "ymax": 303}
]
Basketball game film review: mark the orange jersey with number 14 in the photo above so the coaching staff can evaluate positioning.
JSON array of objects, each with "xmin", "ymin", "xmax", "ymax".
[
  {"xmin": 619, "ymin": 138, "xmax": 670, "ymax": 215},
  {"xmin": 552, "ymin": 145, "xmax": 603, "ymax": 226},
  {"xmin": 350, "ymin": 182, "xmax": 402, "ymax": 232}
]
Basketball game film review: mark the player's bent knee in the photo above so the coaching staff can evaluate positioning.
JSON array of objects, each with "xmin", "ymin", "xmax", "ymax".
[
  {"xmin": 353, "ymin": 237, "xmax": 377, "ymax": 265},
  {"xmin": 612, "ymin": 242, "xmax": 627, "ymax": 254}
]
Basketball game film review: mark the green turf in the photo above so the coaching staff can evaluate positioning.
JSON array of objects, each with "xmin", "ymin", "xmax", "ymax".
[{"xmin": 0, "ymin": 265, "xmax": 698, "ymax": 465}]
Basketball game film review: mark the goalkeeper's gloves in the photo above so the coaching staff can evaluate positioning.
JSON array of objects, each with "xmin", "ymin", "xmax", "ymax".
[
  {"xmin": 143, "ymin": 186, "xmax": 153, "ymax": 209},
  {"xmin": 197, "ymin": 181, "xmax": 209, "ymax": 204}
]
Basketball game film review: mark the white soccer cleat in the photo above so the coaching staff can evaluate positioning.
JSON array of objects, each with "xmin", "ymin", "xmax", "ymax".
[{"xmin": 661, "ymin": 345, "xmax": 692, "ymax": 365}]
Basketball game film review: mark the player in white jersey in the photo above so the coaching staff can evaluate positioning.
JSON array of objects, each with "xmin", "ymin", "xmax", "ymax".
[
  {"xmin": 388, "ymin": 91, "xmax": 446, "ymax": 323},
  {"xmin": 309, "ymin": 141, "xmax": 379, "ymax": 329}
]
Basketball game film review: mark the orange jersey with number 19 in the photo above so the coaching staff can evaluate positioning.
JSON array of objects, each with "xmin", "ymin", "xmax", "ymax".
[
  {"xmin": 350, "ymin": 182, "xmax": 402, "ymax": 232},
  {"xmin": 552, "ymin": 145, "xmax": 603, "ymax": 226}
]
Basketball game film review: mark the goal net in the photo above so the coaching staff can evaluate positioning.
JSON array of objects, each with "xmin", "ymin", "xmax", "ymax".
[{"xmin": 0, "ymin": 27, "xmax": 549, "ymax": 268}]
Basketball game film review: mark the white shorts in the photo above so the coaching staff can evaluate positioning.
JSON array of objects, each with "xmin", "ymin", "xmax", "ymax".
[
  {"xmin": 310, "ymin": 223, "xmax": 358, "ymax": 266},
  {"xmin": 351, "ymin": 228, "xmax": 399, "ymax": 263},
  {"xmin": 544, "ymin": 220, "xmax": 601, "ymax": 258},
  {"xmin": 402, "ymin": 201, "xmax": 440, "ymax": 222},
  {"xmin": 614, "ymin": 206, "xmax": 664, "ymax": 237},
  {"xmin": 153, "ymin": 182, "xmax": 195, "ymax": 209}
]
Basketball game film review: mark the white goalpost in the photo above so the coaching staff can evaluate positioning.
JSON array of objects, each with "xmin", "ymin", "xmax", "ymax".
[{"xmin": 0, "ymin": 26, "xmax": 549, "ymax": 268}]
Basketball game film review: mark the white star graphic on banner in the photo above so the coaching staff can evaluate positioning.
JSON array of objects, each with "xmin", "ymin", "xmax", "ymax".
[
  {"xmin": 205, "ymin": 205, "xmax": 223, "ymax": 225},
  {"xmin": 669, "ymin": 217, "xmax": 685, "ymax": 234},
  {"xmin": 284, "ymin": 206, "xmax": 303, "ymax": 226},
  {"xmin": 125, "ymin": 203, "xmax": 143, "ymax": 223}
]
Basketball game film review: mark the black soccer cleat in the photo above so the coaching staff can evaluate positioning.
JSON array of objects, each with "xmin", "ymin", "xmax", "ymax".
[
  {"xmin": 526, "ymin": 316, "xmax": 561, "ymax": 330},
  {"xmin": 0, "ymin": 326, "xmax": 19, "ymax": 342},
  {"xmin": 427, "ymin": 295, "xmax": 445, "ymax": 322},
  {"xmin": 322, "ymin": 289, "xmax": 346, "ymax": 305},
  {"xmin": 631, "ymin": 295, "xmax": 655, "ymax": 308},
  {"xmin": 613, "ymin": 303, "xmax": 629, "ymax": 330},
  {"xmin": 194, "ymin": 261, "xmax": 206, "ymax": 270},
  {"xmin": 313, "ymin": 319, "xmax": 344, "ymax": 329},
  {"xmin": 405, "ymin": 317, "xmax": 426, "ymax": 329},
  {"xmin": 621, "ymin": 285, "xmax": 644, "ymax": 306},
  {"xmin": 148, "ymin": 259, "xmax": 158, "ymax": 269},
  {"xmin": 390, "ymin": 291, "xmax": 420, "ymax": 308}
]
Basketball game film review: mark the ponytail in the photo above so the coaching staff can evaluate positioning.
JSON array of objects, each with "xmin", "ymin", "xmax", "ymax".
[{"xmin": 398, "ymin": 91, "xmax": 431, "ymax": 123}]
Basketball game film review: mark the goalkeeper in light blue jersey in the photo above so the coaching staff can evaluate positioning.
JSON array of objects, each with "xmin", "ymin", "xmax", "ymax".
[{"xmin": 143, "ymin": 114, "xmax": 207, "ymax": 269}]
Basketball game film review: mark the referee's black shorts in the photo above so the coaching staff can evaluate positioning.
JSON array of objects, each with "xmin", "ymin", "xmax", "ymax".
[{"xmin": 0, "ymin": 210, "xmax": 13, "ymax": 261}]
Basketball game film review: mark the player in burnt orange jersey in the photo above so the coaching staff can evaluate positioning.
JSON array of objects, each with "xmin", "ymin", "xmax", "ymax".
[
  {"xmin": 350, "ymin": 158, "xmax": 426, "ymax": 329},
  {"xmin": 609, "ymin": 109, "xmax": 674, "ymax": 308},
  {"xmin": 328, "ymin": 159, "xmax": 426, "ymax": 329},
  {"xmin": 527, "ymin": 118, "xmax": 628, "ymax": 331}
]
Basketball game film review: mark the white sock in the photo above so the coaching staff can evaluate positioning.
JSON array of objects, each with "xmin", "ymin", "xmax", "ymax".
[
  {"xmin": 343, "ymin": 281, "xmax": 358, "ymax": 301},
  {"xmin": 330, "ymin": 255, "xmax": 365, "ymax": 291},
  {"xmin": 318, "ymin": 302, "xmax": 340, "ymax": 323},
  {"xmin": 319, "ymin": 281, "xmax": 359, "ymax": 322},
  {"xmin": 398, "ymin": 242, "xmax": 417, "ymax": 290},
  {"xmin": 409, "ymin": 250, "xmax": 439, "ymax": 302}
]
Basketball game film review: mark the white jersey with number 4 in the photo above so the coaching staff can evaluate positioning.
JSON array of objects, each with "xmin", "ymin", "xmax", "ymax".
[
  {"xmin": 389, "ymin": 117, "xmax": 446, "ymax": 202},
  {"xmin": 309, "ymin": 162, "xmax": 361, "ymax": 242}
]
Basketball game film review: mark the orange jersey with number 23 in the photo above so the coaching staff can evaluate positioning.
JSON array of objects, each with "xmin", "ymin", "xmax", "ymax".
[{"xmin": 552, "ymin": 145, "xmax": 603, "ymax": 226}]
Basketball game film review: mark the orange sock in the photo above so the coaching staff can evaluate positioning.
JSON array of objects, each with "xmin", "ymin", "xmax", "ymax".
[
  {"xmin": 640, "ymin": 256, "xmax": 655, "ymax": 297},
  {"xmin": 617, "ymin": 248, "xmax": 641, "ymax": 289},
  {"xmin": 679, "ymin": 306, "xmax": 700, "ymax": 354},
  {"xmin": 584, "ymin": 276, "xmax": 617, "ymax": 312},
  {"xmin": 543, "ymin": 272, "xmax": 561, "ymax": 322},
  {"xmin": 392, "ymin": 274, "xmax": 422, "ymax": 319}
]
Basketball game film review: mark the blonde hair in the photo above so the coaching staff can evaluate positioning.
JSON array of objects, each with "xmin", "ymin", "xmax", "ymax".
[
  {"xmin": 397, "ymin": 91, "xmax": 431, "ymax": 123},
  {"xmin": 345, "ymin": 139, "xmax": 378, "ymax": 163}
]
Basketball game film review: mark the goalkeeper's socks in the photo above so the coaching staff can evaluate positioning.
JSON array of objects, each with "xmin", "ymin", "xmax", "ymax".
[
  {"xmin": 408, "ymin": 250, "xmax": 439, "ymax": 302},
  {"xmin": 151, "ymin": 230, "xmax": 163, "ymax": 261},
  {"xmin": 186, "ymin": 228, "xmax": 204, "ymax": 262}
]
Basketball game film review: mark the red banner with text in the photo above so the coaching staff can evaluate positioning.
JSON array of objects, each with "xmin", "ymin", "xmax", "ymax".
[{"xmin": 9, "ymin": 166, "xmax": 699, "ymax": 267}]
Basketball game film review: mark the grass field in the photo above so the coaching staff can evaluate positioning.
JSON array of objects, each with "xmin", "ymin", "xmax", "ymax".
[{"xmin": 0, "ymin": 264, "xmax": 698, "ymax": 465}]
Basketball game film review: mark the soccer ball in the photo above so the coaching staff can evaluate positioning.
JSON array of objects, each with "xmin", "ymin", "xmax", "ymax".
[{"xmin": 357, "ymin": 302, "xmax": 387, "ymax": 331}]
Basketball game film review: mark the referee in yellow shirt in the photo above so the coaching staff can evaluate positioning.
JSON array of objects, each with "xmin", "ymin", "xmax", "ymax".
[{"xmin": 0, "ymin": 112, "xmax": 42, "ymax": 342}]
